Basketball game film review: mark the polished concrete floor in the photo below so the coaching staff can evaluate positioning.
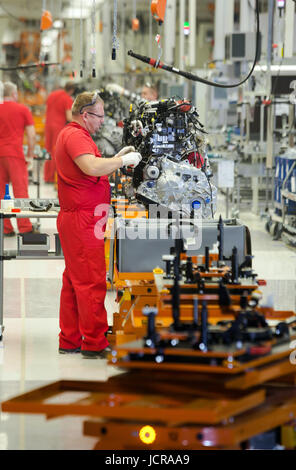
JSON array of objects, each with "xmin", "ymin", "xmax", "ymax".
[{"xmin": 0, "ymin": 176, "xmax": 295, "ymax": 450}]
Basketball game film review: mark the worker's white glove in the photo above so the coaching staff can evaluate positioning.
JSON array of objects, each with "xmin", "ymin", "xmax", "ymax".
[
  {"xmin": 120, "ymin": 152, "xmax": 142, "ymax": 168},
  {"xmin": 116, "ymin": 146, "xmax": 135, "ymax": 158},
  {"xmin": 106, "ymin": 83, "xmax": 124, "ymax": 95}
]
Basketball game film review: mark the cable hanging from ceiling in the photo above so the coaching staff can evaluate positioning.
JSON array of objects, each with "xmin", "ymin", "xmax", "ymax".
[
  {"xmin": 90, "ymin": 0, "xmax": 97, "ymax": 77},
  {"xmin": 132, "ymin": 0, "xmax": 139, "ymax": 31},
  {"xmin": 71, "ymin": 5, "xmax": 76, "ymax": 78},
  {"xmin": 112, "ymin": 0, "xmax": 119, "ymax": 60},
  {"xmin": 79, "ymin": 0, "xmax": 84, "ymax": 77}
]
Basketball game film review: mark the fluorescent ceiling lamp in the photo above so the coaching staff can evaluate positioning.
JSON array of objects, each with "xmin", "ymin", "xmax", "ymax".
[{"xmin": 254, "ymin": 65, "xmax": 296, "ymax": 72}]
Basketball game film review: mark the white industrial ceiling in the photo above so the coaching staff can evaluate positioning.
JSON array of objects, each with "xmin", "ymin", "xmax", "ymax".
[{"xmin": 0, "ymin": 0, "xmax": 215, "ymax": 21}]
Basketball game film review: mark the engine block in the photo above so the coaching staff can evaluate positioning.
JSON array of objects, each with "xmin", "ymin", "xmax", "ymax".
[{"xmin": 122, "ymin": 98, "xmax": 217, "ymax": 218}]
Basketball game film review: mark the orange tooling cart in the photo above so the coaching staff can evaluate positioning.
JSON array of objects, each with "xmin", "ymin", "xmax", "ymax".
[
  {"xmin": 2, "ymin": 316, "xmax": 296, "ymax": 449},
  {"xmin": 108, "ymin": 218, "xmax": 293, "ymax": 346}
]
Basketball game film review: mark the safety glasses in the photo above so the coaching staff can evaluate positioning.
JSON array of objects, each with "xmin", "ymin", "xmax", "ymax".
[{"xmin": 86, "ymin": 111, "xmax": 104, "ymax": 119}]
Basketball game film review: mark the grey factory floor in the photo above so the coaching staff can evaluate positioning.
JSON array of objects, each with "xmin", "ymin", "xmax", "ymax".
[{"xmin": 0, "ymin": 172, "xmax": 295, "ymax": 450}]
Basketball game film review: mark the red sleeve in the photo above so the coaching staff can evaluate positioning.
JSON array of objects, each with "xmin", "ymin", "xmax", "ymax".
[
  {"xmin": 63, "ymin": 92, "xmax": 73, "ymax": 111},
  {"xmin": 23, "ymin": 105, "xmax": 34, "ymax": 126},
  {"xmin": 64, "ymin": 130, "xmax": 97, "ymax": 161}
]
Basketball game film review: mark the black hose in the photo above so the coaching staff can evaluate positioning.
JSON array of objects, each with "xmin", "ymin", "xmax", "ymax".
[
  {"xmin": 0, "ymin": 62, "xmax": 59, "ymax": 71},
  {"xmin": 128, "ymin": 0, "xmax": 260, "ymax": 89}
]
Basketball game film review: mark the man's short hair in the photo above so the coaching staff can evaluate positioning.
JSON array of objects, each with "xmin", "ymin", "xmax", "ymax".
[
  {"xmin": 3, "ymin": 81, "xmax": 17, "ymax": 98},
  {"xmin": 72, "ymin": 91, "xmax": 104, "ymax": 115},
  {"xmin": 64, "ymin": 81, "xmax": 76, "ymax": 93}
]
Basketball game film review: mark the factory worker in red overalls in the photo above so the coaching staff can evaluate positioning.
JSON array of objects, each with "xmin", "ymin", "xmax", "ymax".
[
  {"xmin": 44, "ymin": 82, "xmax": 76, "ymax": 183},
  {"xmin": 0, "ymin": 81, "xmax": 35, "ymax": 236},
  {"xmin": 55, "ymin": 90, "xmax": 142, "ymax": 358}
]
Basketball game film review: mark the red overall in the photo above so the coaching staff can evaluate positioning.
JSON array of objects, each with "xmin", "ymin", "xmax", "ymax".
[
  {"xmin": 0, "ymin": 101, "xmax": 34, "ymax": 234},
  {"xmin": 44, "ymin": 89, "xmax": 73, "ymax": 183},
  {"xmin": 55, "ymin": 122, "xmax": 110, "ymax": 352}
]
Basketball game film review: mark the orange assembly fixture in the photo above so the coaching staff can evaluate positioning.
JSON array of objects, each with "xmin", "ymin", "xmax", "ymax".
[{"xmin": 151, "ymin": 0, "xmax": 167, "ymax": 23}]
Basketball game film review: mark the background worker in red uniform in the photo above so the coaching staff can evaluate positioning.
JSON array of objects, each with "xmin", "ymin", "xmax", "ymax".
[
  {"xmin": 0, "ymin": 81, "xmax": 36, "ymax": 236},
  {"xmin": 44, "ymin": 81, "xmax": 76, "ymax": 183},
  {"xmin": 141, "ymin": 83, "xmax": 158, "ymax": 101},
  {"xmin": 55, "ymin": 90, "xmax": 142, "ymax": 358}
]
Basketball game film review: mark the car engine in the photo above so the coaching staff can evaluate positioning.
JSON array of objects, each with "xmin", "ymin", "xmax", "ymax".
[{"xmin": 122, "ymin": 97, "xmax": 217, "ymax": 218}]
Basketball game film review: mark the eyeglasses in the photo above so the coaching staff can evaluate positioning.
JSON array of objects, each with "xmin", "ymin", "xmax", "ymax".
[
  {"xmin": 79, "ymin": 89, "xmax": 100, "ymax": 114},
  {"xmin": 87, "ymin": 111, "xmax": 104, "ymax": 119}
]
